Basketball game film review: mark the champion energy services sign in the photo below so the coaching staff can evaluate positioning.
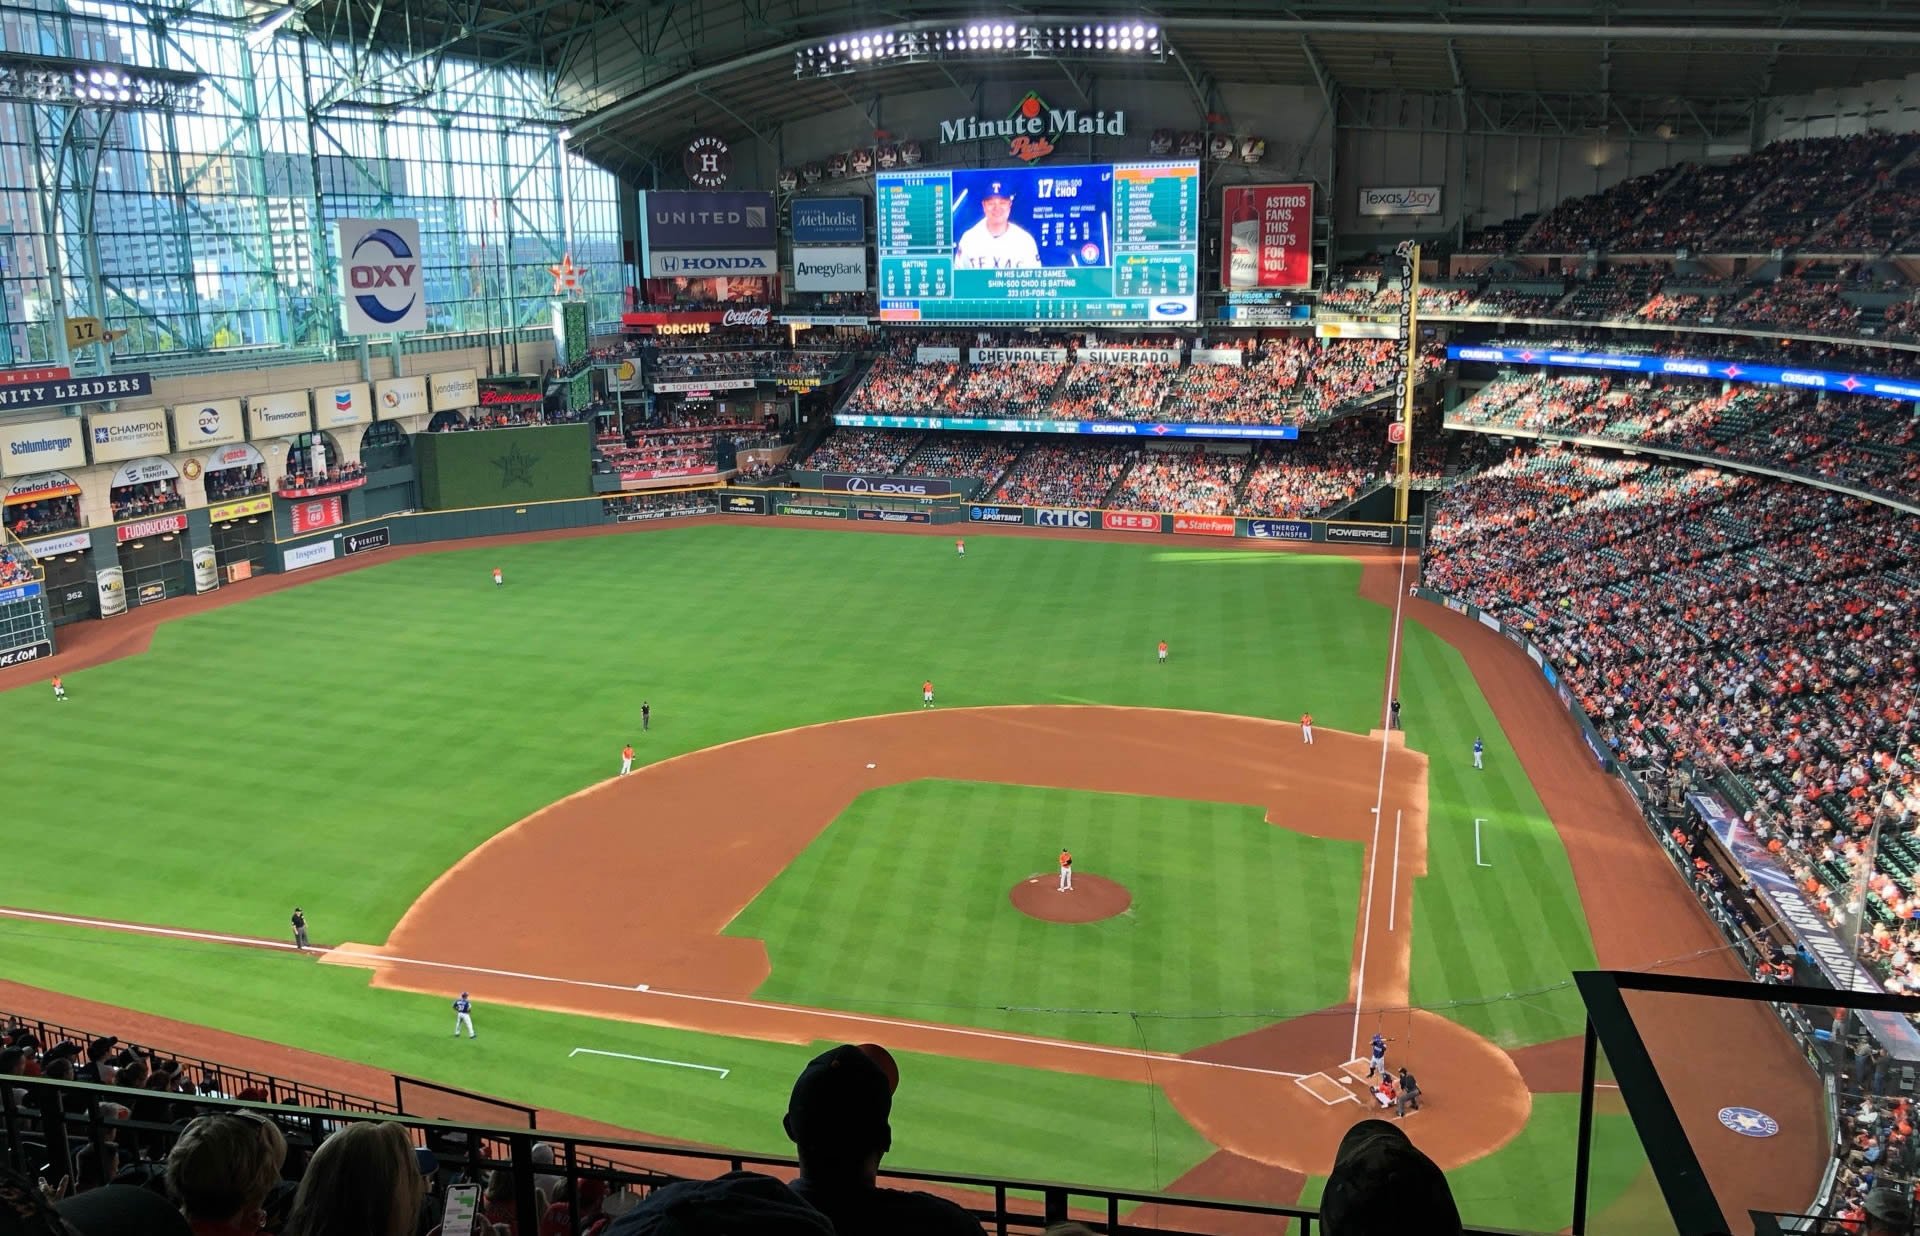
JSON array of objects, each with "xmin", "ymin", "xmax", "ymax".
[{"xmin": 338, "ymin": 218, "xmax": 426, "ymax": 335}]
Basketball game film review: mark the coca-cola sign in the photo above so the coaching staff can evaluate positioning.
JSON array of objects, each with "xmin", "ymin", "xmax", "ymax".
[{"xmin": 722, "ymin": 307, "xmax": 771, "ymax": 328}]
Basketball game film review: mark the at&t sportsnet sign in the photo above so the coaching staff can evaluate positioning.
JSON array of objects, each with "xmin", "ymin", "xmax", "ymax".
[
  {"xmin": 968, "ymin": 505, "xmax": 1024, "ymax": 524},
  {"xmin": 337, "ymin": 219, "xmax": 425, "ymax": 335}
]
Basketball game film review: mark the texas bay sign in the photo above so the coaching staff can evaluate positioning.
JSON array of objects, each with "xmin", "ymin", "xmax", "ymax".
[{"xmin": 939, "ymin": 92, "xmax": 1125, "ymax": 162}]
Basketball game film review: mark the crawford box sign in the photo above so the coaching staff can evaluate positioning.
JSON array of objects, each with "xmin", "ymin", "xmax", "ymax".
[
  {"xmin": 171, "ymin": 399, "xmax": 244, "ymax": 449},
  {"xmin": 0, "ymin": 417, "xmax": 86, "ymax": 476},
  {"xmin": 337, "ymin": 218, "xmax": 426, "ymax": 335},
  {"xmin": 86, "ymin": 406, "xmax": 170, "ymax": 463},
  {"xmin": 247, "ymin": 391, "xmax": 312, "ymax": 440}
]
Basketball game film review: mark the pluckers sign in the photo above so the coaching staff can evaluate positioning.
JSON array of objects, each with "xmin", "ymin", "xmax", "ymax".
[{"xmin": 939, "ymin": 92, "xmax": 1125, "ymax": 162}]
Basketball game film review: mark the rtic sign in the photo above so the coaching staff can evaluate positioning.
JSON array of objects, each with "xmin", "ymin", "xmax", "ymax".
[{"xmin": 338, "ymin": 219, "xmax": 426, "ymax": 335}]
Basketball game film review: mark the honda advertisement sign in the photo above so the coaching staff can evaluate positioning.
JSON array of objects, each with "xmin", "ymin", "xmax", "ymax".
[
  {"xmin": 791, "ymin": 197, "xmax": 867, "ymax": 245},
  {"xmin": 639, "ymin": 191, "xmax": 776, "ymax": 278},
  {"xmin": 337, "ymin": 218, "xmax": 425, "ymax": 335},
  {"xmin": 820, "ymin": 473, "xmax": 952, "ymax": 496},
  {"xmin": 793, "ymin": 247, "xmax": 869, "ymax": 292},
  {"xmin": 1220, "ymin": 185, "xmax": 1314, "ymax": 290}
]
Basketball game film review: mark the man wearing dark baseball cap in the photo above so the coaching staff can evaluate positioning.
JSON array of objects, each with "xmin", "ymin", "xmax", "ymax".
[
  {"xmin": 1319, "ymin": 1119, "xmax": 1461, "ymax": 1235},
  {"xmin": 605, "ymin": 1171, "xmax": 832, "ymax": 1235},
  {"xmin": 0, "ymin": 1167, "xmax": 191, "ymax": 1236},
  {"xmin": 783, "ymin": 1044, "xmax": 982, "ymax": 1235}
]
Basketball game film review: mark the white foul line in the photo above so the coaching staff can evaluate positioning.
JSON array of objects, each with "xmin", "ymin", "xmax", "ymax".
[
  {"xmin": 0, "ymin": 905, "xmax": 1305, "ymax": 1083},
  {"xmin": 1352, "ymin": 549, "xmax": 1411, "ymax": 1062},
  {"xmin": 1475, "ymin": 818, "xmax": 1493, "ymax": 868},
  {"xmin": 1388, "ymin": 809, "xmax": 1403, "ymax": 933},
  {"xmin": 570, "ymin": 1047, "xmax": 728, "ymax": 1078}
]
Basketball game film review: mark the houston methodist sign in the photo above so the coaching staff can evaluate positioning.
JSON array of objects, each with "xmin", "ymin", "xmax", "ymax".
[{"xmin": 338, "ymin": 219, "xmax": 426, "ymax": 335}]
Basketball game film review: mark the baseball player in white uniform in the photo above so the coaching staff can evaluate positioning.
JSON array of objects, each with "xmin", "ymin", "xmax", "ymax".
[{"xmin": 954, "ymin": 184, "xmax": 1041, "ymax": 269}]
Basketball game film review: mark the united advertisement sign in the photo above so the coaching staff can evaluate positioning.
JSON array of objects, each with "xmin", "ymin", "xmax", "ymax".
[{"xmin": 639, "ymin": 191, "xmax": 777, "ymax": 278}]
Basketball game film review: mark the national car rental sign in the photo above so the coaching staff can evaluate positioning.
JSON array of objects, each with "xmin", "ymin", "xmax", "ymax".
[{"xmin": 338, "ymin": 219, "xmax": 426, "ymax": 336}]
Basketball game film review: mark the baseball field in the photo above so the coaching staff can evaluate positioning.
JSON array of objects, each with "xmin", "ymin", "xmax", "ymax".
[{"xmin": 0, "ymin": 517, "xmax": 1826, "ymax": 1230}]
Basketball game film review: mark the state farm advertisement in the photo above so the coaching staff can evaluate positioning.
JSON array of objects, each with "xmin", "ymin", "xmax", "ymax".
[
  {"xmin": 1172, "ymin": 513, "xmax": 1235, "ymax": 536},
  {"xmin": 1221, "ymin": 184, "xmax": 1314, "ymax": 290},
  {"xmin": 1102, "ymin": 511, "xmax": 1160, "ymax": 533},
  {"xmin": 289, "ymin": 496, "xmax": 344, "ymax": 534}
]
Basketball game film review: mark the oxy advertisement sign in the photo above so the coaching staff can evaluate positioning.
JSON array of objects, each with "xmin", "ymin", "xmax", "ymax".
[
  {"xmin": 320, "ymin": 382, "xmax": 373, "ymax": 429},
  {"xmin": 374, "ymin": 375, "xmax": 428, "ymax": 420},
  {"xmin": 1358, "ymin": 186, "xmax": 1442, "ymax": 217},
  {"xmin": 429, "ymin": 369, "xmax": 479, "ymax": 412},
  {"xmin": 1171, "ymin": 513, "xmax": 1233, "ymax": 536},
  {"xmin": 791, "ymin": 197, "xmax": 866, "ymax": 245},
  {"xmin": 283, "ymin": 541, "xmax": 337, "ymax": 571},
  {"xmin": 820, "ymin": 473, "xmax": 952, "ymax": 496},
  {"xmin": 1034, "ymin": 508, "xmax": 1091, "ymax": 528},
  {"xmin": 1221, "ymin": 184, "xmax": 1314, "ymax": 290},
  {"xmin": 87, "ymin": 406, "xmax": 170, "ymax": 463},
  {"xmin": 1103, "ymin": 511, "xmax": 1160, "ymax": 532},
  {"xmin": 968, "ymin": 505, "xmax": 1025, "ymax": 524},
  {"xmin": 337, "ymin": 218, "xmax": 426, "ymax": 335},
  {"xmin": 171, "ymin": 399, "xmax": 244, "ymax": 449},
  {"xmin": 792, "ymin": 247, "xmax": 869, "ymax": 293},
  {"xmin": 247, "ymin": 391, "xmax": 312, "ymax": 440},
  {"xmin": 640, "ymin": 191, "xmax": 776, "ymax": 278},
  {"xmin": 0, "ymin": 417, "xmax": 86, "ymax": 476},
  {"xmin": 1248, "ymin": 519, "xmax": 1311, "ymax": 540}
]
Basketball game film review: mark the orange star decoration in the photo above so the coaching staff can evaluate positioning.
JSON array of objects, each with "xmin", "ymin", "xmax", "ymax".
[{"xmin": 548, "ymin": 253, "xmax": 585, "ymax": 296}]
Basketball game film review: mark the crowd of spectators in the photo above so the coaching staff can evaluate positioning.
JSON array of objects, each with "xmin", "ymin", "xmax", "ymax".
[
  {"xmin": 1111, "ymin": 450, "xmax": 1247, "ymax": 514},
  {"xmin": 7, "ymin": 493, "xmax": 81, "ymax": 538},
  {"xmin": 938, "ymin": 362, "xmax": 1068, "ymax": 415},
  {"xmin": 0, "ymin": 544, "xmax": 32, "ymax": 587},
  {"xmin": 204, "ymin": 465, "xmax": 267, "ymax": 503},
  {"xmin": 904, "ymin": 436, "xmax": 1021, "ymax": 487},
  {"xmin": 598, "ymin": 433, "xmax": 717, "ymax": 479},
  {"xmin": 109, "ymin": 480, "xmax": 185, "ymax": 522},
  {"xmin": 1051, "ymin": 362, "xmax": 1176, "ymax": 419},
  {"xmin": 1452, "ymin": 370, "xmax": 1920, "ymax": 503},
  {"xmin": 845, "ymin": 354, "xmax": 959, "ymax": 413},
  {"xmin": 1239, "ymin": 422, "xmax": 1393, "ymax": 518},
  {"xmin": 604, "ymin": 489, "xmax": 722, "ymax": 522},
  {"xmin": 801, "ymin": 429, "xmax": 924, "ymax": 474},
  {"xmin": 991, "ymin": 443, "xmax": 1135, "ymax": 507},
  {"xmin": 278, "ymin": 462, "xmax": 366, "ymax": 494}
]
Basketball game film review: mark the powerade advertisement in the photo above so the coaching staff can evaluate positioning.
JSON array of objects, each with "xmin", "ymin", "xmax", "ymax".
[
  {"xmin": 835, "ymin": 412, "xmax": 1299, "ymax": 441},
  {"xmin": 791, "ymin": 197, "xmax": 867, "ymax": 245},
  {"xmin": 1448, "ymin": 344, "xmax": 1920, "ymax": 404},
  {"xmin": 876, "ymin": 161, "xmax": 1199, "ymax": 323}
]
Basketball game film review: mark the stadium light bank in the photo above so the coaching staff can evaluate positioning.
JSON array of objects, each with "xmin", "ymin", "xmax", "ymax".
[{"xmin": 795, "ymin": 22, "xmax": 1164, "ymax": 78}]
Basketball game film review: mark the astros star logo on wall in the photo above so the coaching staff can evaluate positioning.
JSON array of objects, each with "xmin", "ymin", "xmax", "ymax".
[
  {"xmin": 549, "ymin": 253, "xmax": 585, "ymax": 296},
  {"xmin": 493, "ymin": 442, "xmax": 540, "ymax": 488}
]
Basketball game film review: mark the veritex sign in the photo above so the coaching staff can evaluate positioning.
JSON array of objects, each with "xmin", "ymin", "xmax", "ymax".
[{"xmin": 0, "ymin": 372, "xmax": 151, "ymax": 412}]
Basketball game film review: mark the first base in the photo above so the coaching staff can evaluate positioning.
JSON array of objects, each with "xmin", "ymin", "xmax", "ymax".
[{"xmin": 866, "ymin": 763, "xmax": 876, "ymax": 769}]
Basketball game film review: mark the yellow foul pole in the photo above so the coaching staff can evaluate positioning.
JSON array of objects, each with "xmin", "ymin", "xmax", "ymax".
[{"xmin": 1394, "ymin": 242, "xmax": 1421, "ymax": 525}]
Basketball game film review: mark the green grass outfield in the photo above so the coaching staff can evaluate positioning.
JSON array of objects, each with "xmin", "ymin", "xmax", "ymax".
[
  {"xmin": 0, "ymin": 523, "xmax": 1635, "ymax": 1221},
  {"xmin": 730, "ymin": 780, "xmax": 1360, "ymax": 1051}
]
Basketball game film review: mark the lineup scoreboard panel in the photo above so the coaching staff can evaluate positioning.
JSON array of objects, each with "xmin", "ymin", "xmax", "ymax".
[{"xmin": 876, "ymin": 161, "xmax": 1200, "ymax": 323}]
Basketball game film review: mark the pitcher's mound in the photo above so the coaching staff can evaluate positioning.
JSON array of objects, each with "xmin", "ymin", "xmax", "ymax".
[{"xmin": 1010, "ymin": 874, "xmax": 1131, "ymax": 923}]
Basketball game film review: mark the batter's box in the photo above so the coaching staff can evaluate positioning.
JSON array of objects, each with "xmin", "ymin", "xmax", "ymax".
[
  {"xmin": 1338, "ymin": 1059, "xmax": 1377, "ymax": 1086},
  {"xmin": 1295, "ymin": 1072, "xmax": 1358, "ymax": 1106}
]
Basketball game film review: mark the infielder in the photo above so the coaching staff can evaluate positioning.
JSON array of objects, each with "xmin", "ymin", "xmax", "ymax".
[
  {"xmin": 453, "ymin": 992, "xmax": 476, "ymax": 1038},
  {"xmin": 1367, "ymin": 1032, "xmax": 1388, "ymax": 1078},
  {"xmin": 620, "ymin": 743, "xmax": 634, "ymax": 776},
  {"xmin": 1157, "ymin": 640, "xmax": 1168, "ymax": 664},
  {"xmin": 953, "ymin": 184, "xmax": 1040, "ymax": 269},
  {"xmin": 922, "ymin": 679, "xmax": 935, "ymax": 709},
  {"xmin": 51, "ymin": 674, "xmax": 66, "ymax": 702},
  {"xmin": 1058, "ymin": 848, "xmax": 1073, "ymax": 892},
  {"xmin": 1301, "ymin": 712, "xmax": 1314, "ymax": 744},
  {"xmin": 1473, "ymin": 737, "xmax": 1484, "ymax": 769}
]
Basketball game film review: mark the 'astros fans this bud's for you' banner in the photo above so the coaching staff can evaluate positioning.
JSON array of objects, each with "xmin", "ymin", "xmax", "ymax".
[
  {"xmin": 1221, "ymin": 184, "xmax": 1313, "ymax": 290},
  {"xmin": 638, "ymin": 191, "xmax": 776, "ymax": 278},
  {"xmin": 337, "ymin": 218, "xmax": 425, "ymax": 336}
]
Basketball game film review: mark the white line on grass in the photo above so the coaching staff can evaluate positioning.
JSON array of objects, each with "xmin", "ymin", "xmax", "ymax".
[
  {"xmin": 569, "ymin": 1047, "xmax": 728, "ymax": 1078},
  {"xmin": 1388, "ymin": 809, "xmax": 1403, "ymax": 933},
  {"xmin": 0, "ymin": 905, "xmax": 1306, "ymax": 1082},
  {"xmin": 1475, "ymin": 818, "xmax": 1493, "ymax": 868},
  {"xmin": 1351, "ymin": 549, "xmax": 1412, "ymax": 1062}
]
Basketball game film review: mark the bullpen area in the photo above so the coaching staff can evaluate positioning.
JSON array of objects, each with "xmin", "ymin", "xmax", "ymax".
[{"xmin": 0, "ymin": 519, "xmax": 1823, "ymax": 1231}]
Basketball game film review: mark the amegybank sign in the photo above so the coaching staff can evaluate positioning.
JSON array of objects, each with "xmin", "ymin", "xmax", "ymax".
[
  {"xmin": 0, "ymin": 416, "xmax": 87, "ymax": 476},
  {"xmin": 792, "ymin": 246, "xmax": 868, "ymax": 292}
]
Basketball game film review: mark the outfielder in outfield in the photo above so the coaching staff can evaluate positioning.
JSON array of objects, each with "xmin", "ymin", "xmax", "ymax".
[
  {"xmin": 922, "ymin": 680, "xmax": 935, "ymax": 709},
  {"xmin": 1158, "ymin": 640, "xmax": 1168, "ymax": 664}
]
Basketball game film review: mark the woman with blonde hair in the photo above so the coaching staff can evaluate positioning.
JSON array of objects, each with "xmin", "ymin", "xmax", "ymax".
[
  {"xmin": 283, "ymin": 1120, "xmax": 424, "ymax": 1236},
  {"xmin": 166, "ymin": 1108, "xmax": 288, "ymax": 1235}
]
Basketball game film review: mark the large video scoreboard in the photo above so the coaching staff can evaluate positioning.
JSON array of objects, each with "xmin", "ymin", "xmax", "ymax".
[{"xmin": 876, "ymin": 161, "xmax": 1200, "ymax": 323}]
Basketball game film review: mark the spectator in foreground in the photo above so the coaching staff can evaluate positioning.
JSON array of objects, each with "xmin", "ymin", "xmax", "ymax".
[
  {"xmin": 783, "ymin": 1043, "xmax": 984, "ymax": 1235},
  {"xmin": 605, "ymin": 1170, "xmax": 832, "ymax": 1234},
  {"xmin": 1319, "ymin": 1119, "xmax": 1461, "ymax": 1235},
  {"xmin": 282, "ymin": 1121, "xmax": 423, "ymax": 1236},
  {"xmin": 166, "ymin": 1109, "xmax": 288, "ymax": 1236},
  {"xmin": 1865, "ymin": 1186, "xmax": 1912, "ymax": 1235}
]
